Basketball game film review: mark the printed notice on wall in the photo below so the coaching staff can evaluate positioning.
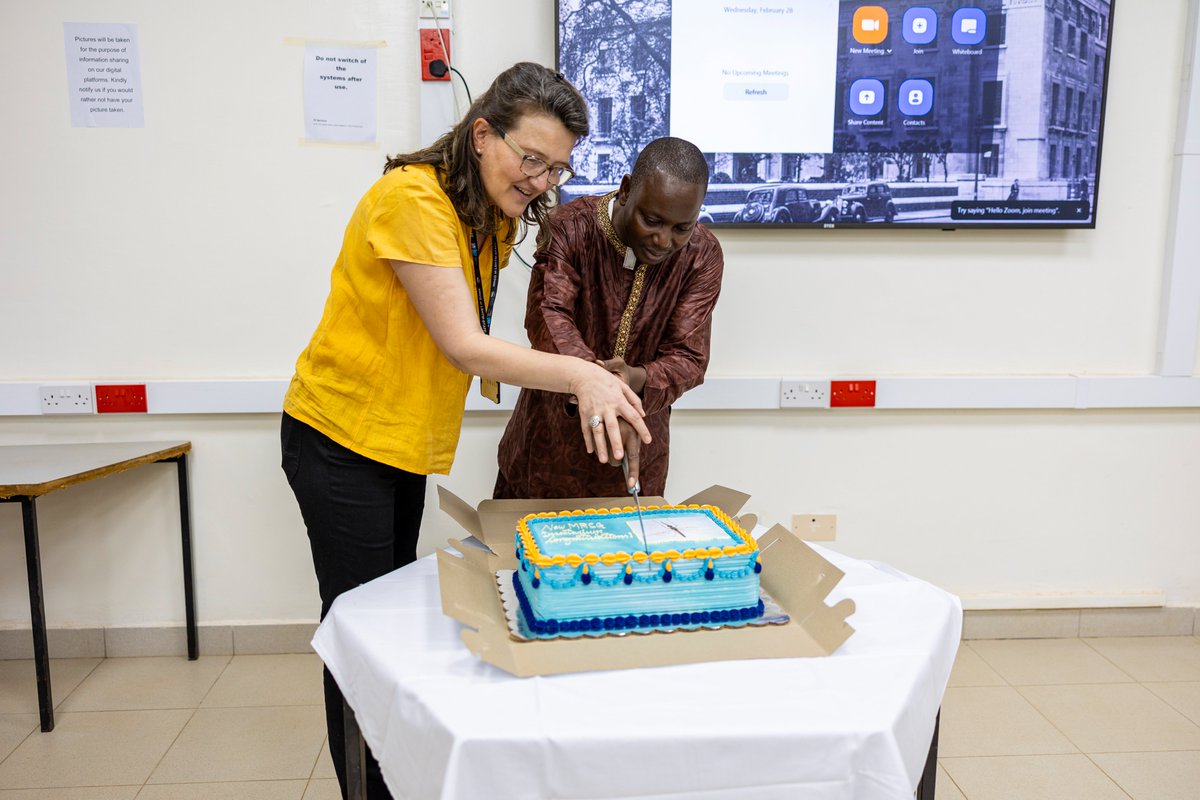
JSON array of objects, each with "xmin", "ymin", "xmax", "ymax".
[
  {"xmin": 303, "ymin": 45, "xmax": 377, "ymax": 143},
  {"xmin": 63, "ymin": 22, "xmax": 144, "ymax": 128}
]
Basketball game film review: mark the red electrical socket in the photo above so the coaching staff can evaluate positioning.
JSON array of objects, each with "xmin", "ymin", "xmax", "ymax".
[
  {"xmin": 95, "ymin": 384, "xmax": 148, "ymax": 413},
  {"xmin": 419, "ymin": 28, "xmax": 451, "ymax": 81},
  {"xmin": 830, "ymin": 380, "xmax": 876, "ymax": 408}
]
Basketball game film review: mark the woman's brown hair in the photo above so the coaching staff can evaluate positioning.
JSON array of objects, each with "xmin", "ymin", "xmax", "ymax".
[{"xmin": 384, "ymin": 62, "xmax": 588, "ymax": 241}]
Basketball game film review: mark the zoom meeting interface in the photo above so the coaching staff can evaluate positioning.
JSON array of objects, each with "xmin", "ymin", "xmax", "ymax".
[
  {"xmin": 671, "ymin": 0, "xmax": 1002, "ymax": 155},
  {"xmin": 562, "ymin": 0, "xmax": 1107, "ymax": 226}
]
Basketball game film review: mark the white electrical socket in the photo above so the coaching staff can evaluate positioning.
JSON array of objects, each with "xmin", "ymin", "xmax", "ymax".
[
  {"xmin": 418, "ymin": 0, "xmax": 450, "ymax": 18},
  {"xmin": 792, "ymin": 514, "xmax": 837, "ymax": 542},
  {"xmin": 40, "ymin": 385, "xmax": 95, "ymax": 415},
  {"xmin": 780, "ymin": 380, "xmax": 830, "ymax": 408}
]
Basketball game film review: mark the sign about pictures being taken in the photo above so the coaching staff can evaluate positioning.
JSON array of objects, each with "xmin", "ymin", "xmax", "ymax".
[{"xmin": 63, "ymin": 22, "xmax": 144, "ymax": 128}]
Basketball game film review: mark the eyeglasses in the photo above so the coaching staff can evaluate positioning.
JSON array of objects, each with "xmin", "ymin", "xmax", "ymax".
[{"xmin": 490, "ymin": 123, "xmax": 576, "ymax": 186}]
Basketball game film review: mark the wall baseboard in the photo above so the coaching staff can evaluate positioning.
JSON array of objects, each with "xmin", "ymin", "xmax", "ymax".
[
  {"xmin": 963, "ymin": 605, "xmax": 1200, "ymax": 640},
  {"xmin": 1, "ymin": 606, "xmax": 1196, "ymax": 659}
]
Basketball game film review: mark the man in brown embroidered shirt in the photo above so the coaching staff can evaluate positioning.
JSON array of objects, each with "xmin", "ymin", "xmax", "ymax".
[{"xmin": 494, "ymin": 137, "xmax": 723, "ymax": 499}]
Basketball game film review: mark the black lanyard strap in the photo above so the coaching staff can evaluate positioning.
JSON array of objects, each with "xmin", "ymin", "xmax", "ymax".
[{"xmin": 470, "ymin": 231, "xmax": 499, "ymax": 334}]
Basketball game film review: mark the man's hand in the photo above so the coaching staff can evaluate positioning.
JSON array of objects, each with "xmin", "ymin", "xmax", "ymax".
[
  {"xmin": 596, "ymin": 357, "xmax": 647, "ymax": 395},
  {"xmin": 607, "ymin": 418, "xmax": 642, "ymax": 490}
]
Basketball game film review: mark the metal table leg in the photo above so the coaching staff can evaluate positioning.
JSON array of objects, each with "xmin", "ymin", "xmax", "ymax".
[
  {"xmin": 344, "ymin": 699, "xmax": 368, "ymax": 800},
  {"xmin": 11, "ymin": 496, "xmax": 55, "ymax": 732},
  {"xmin": 163, "ymin": 454, "xmax": 198, "ymax": 660},
  {"xmin": 916, "ymin": 708, "xmax": 941, "ymax": 799}
]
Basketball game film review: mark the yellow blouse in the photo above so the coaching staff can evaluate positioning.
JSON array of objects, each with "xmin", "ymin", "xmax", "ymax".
[{"xmin": 284, "ymin": 163, "xmax": 511, "ymax": 475}]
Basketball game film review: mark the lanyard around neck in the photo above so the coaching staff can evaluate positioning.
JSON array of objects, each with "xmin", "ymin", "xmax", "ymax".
[{"xmin": 470, "ymin": 231, "xmax": 499, "ymax": 334}]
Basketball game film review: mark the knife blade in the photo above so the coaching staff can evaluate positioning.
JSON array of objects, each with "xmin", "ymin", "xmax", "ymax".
[{"xmin": 622, "ymin": 456, "xmax": 652, "ymax": 570}]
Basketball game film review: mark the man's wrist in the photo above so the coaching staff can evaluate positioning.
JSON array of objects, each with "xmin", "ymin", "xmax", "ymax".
[{"xmin": 629, "ymin": 366, "xmax": 648, "ymax": 395}]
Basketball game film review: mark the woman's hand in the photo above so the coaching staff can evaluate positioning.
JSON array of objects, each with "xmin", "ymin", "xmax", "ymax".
[{"xmin": 570, "ymin": 360, "xmax": 651, "ymax": 465}]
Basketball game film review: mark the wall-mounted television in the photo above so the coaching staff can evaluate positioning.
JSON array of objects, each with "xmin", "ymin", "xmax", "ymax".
[{"xmin": 556, "ymin": 0, "xmax": 1115, "ymax": 229}]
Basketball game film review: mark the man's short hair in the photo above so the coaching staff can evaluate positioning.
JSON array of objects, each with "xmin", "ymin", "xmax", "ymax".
[{"xmin": 630, "ymin": 137, "xmax": 708, "ymax": 188}]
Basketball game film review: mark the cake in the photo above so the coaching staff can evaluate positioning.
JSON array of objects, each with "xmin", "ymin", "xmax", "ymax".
[{"xmin": 511, "ymin": 504, "xmax": 764, "ymax": 636}]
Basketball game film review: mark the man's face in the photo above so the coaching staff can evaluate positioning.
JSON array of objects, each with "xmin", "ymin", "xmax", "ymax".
[{"xmin": 613, "ymin": 170, "xmax": 706, "ymax": 266}]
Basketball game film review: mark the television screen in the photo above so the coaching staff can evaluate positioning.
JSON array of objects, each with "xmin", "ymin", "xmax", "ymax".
[{"xmin": 556, "ymin": 0, "xmax": 1115, "ymax": 229}]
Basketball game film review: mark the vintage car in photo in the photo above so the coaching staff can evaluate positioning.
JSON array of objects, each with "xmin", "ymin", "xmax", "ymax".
[
  {"xmin": 731, "ymin": 183, "xmax": 837, "ymax": 224},
  {"xmin": 836, "ymin": 182, "xmax": 896, "ymax": 223}
]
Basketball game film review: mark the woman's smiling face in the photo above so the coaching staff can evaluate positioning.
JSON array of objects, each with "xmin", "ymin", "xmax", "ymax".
[{"xmin": 473, "ymin": 113, "xmax": 577, "ymax": 219}]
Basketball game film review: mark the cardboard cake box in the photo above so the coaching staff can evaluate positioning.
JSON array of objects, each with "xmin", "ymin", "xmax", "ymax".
[{"xmin": 436, "ymin": 484, "xmax": 856, "ymax": 677}]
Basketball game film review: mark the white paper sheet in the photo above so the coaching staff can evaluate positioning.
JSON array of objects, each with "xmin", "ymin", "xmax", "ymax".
[
  {"xmin": 303, "ymin": 45, "xmax": 377, "ymax": 143},
  {"xmin": 63, "ymin": 22, "xmax": 144, "ymax": 128}
]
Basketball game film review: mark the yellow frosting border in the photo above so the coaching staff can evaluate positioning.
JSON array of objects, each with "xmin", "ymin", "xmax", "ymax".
[{"xmin": 516, "ymin": 504, "xmax": 756, "ymax": 569}]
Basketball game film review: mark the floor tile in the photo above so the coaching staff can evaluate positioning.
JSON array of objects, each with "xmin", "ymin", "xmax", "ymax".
[
  {"xmin": 311, "ymin": 738, "xmax": 336, "ymax": 779},
  {"xmin": 200, "ymin": 654, "xmax": 324, "ymax": 708},
  {"xmin": 302, "ymin": 779, "xmax": 342, "ymax": 800},
  {"xmin": 933, "ymin": 764, "xmax": 964, "ymax": 800},
  {"xmin": 1090, "ymin": 750, "xmax": 1200, "ymax": 800},
  {"xmin": 938, "ymin": 686, "xmax": 1076, "ymax": 757},
  {"xmin": 0, "ymin": 709, "xmax": 191, "ymax": 789},
  {"xmin": 148, "ymin": 705, "xmax": 325, "ymax": 784},
  {"xmin": 941, "ymin": 754, "xmax": 1129, "ymax": 800},
  {"xmin": 1145, "ymin": 682, "xmax": 1200, "ymax": 726},
  {"xmin": 1020, "ymin": 683, "xmax": 1200, "ymax": 752},
  {"xmin": 946, "ymin": 644, "xmax": 1005, "ymax": 687},
  {"xmin": 0, "ymin": 788, "xmax": 139, "ymax": 799},
  {"xmin": 1083, "ymin": 636, "xmax": 1200, "ymax": 682},
  {"xmin": 0, "ymin": 660, "xmax": 100, "ymax": 714},
  {"xmin": 0, "ymin": 716, "xmax": 37, "ymax": 763},
  {"xmin": 135, "ymin": 780, "xmax": 307, "ymax": 799},
  {"xmin": 969, "ymin": 638, "xmax": 1134, "ymax": 685},
  {"xmin": 58, "ymin": 656, "xmax": 229, "ymax": 712}
]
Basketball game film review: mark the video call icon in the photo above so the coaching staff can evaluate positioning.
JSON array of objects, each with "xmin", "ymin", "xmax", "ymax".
[
  {"xmin": 902, "ymin": 7, "xmax": 938, "ymax": 45},
  {"xmin": 898, "ymin": 79, "xmax": 934, "ymax": 116},
  {"xmin": 849, "ymin": 78, "xmax": 886, "ymax": 116},
  {"xmin": 951, "ymin": 7, "xmax": 987, "ymax": 45},
  {"xmin": 853, "ymin": 6, "xmax": 888, "ymax": 44}
]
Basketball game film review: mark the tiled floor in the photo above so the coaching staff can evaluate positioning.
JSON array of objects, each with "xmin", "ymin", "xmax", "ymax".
[
  {"xmin": 0, "ymin": 653, "xmax": 336, "ymax": 800},
  {"xmin": 940, "ymin": 636, "xmax": 1200, "ymax": 800},
  {"xmin": 0, "ymin": 638, "xmax": 1197, "ymax": 799}
]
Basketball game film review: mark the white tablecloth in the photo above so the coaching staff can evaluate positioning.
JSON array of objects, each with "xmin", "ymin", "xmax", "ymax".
[{"xmin": 312, "ymin": 544, "xmax": 962, "ymax": 800}]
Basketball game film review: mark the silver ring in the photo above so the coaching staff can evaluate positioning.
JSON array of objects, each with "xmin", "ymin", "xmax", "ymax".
[{"xmin": 588, "ymin": 415, "xmax": 602, "ymax": 429}]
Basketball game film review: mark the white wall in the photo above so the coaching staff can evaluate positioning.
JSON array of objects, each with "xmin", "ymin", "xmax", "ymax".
[{"xmin": 2, "ymin": 0, "xmax": 1198, "ymax": 630}]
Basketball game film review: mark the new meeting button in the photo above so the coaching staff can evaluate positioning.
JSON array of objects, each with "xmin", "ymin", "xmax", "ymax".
[{"xmin": 723, "ymin": 83, "xmax": 790, "ymax": 101}]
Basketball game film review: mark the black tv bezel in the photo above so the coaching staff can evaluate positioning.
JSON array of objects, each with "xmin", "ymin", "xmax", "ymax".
[{"xmin": 553, "ymin": 0, "xmax": 1118, "ymax": 231}]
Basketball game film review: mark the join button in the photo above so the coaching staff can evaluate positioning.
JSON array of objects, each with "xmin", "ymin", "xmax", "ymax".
[{"xmin": 723, "ymin": 82, "xmax": 789, "ymax": 101}]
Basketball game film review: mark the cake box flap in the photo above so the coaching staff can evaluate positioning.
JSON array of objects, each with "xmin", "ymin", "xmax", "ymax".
[
  {"xmin": 678, "ymin": 485, "xmax": 750, "ymax": 516},
  {"xmin": 437, "ymin": 486, "xmax": 484, "ymax": 541},
  {"xmin": 435, "ymin": 488, "xmax": 857, "ymax": 677}
]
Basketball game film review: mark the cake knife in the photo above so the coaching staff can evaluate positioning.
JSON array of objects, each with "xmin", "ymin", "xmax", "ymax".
[{"xmin": 622, "ymin": 456, "xmax": 653, "ymax": 570}]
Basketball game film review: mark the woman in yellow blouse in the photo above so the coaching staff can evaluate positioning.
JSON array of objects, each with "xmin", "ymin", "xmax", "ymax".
[{"xmin": 281, "ymin": 63, "xmax": 649, "ymax": 799}]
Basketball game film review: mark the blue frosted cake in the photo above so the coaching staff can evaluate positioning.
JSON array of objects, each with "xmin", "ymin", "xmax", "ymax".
[{"xmin": 512, "ymin": 504, "xmax": 763, "ymax": 636}]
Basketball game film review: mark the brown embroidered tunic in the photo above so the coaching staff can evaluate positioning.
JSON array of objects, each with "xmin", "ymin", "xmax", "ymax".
[{"xmin": 494, "ymin": 195, "xmax": 724, "ymax": 499}]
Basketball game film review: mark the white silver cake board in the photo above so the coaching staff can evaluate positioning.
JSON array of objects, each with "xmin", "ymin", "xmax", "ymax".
[{"xmin": 496, "ymin": 569, "xmax": 790, "ymax": 642}]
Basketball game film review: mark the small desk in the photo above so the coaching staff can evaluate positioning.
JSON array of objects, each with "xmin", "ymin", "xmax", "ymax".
[
  {"xmin": 315, "ymin": 545, "xmax": 961, "ymax": 800},
  {"xmin": 0, "ymin": 441, "xmax": 197, "ymax": 732}
]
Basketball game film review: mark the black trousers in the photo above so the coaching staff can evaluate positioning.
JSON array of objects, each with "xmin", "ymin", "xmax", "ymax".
[{"xmin": 281, "ymin": 413, "xmax": 426, "ymax": 800}]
